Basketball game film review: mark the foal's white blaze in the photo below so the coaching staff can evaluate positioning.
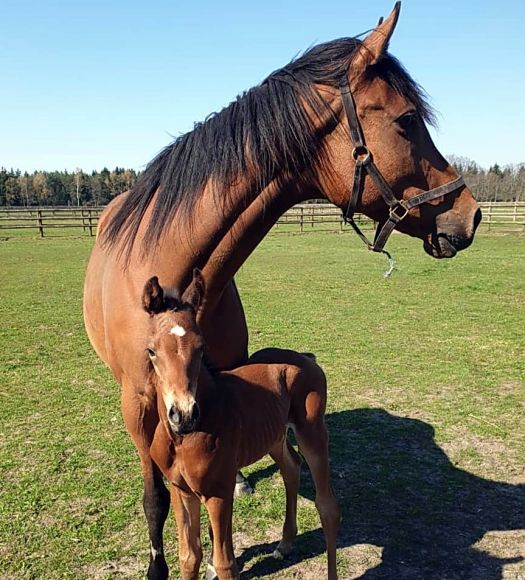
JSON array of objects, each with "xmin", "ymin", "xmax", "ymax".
[
  {"xmin": 164, "ymin": 392, "xmax": 177, "ymax": 420},
  {"xmin": 164, "ymin": 391, "xmax": 196, "ymax": 418},
  {"xmin": 170, "ymin": 325, "xmax": 186, "ymax": 337}
]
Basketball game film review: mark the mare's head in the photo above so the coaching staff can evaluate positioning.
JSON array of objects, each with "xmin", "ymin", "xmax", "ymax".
[
  {"xmin": 102, "ymin": 3, "xmax": 479, "ymax": 261},
  {"xmin": 303, "ymin": 3, "xmax": 480, "ymax": 257},
  {"xmin": 142, "ymin": 270, "xmax": 205, "ymax": 436}
]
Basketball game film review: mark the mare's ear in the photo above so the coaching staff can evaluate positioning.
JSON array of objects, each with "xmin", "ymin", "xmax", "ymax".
[
  {"xmin": 182, "ymin": 268, "xmax": 205, "ymax": 311},
  {"xmin": 142, "ymin": 276, "xmax": 165, "ymax": 315},
  {"xmin": 351, "ymin": 2, "xmax": 400, "ymax": 78}
]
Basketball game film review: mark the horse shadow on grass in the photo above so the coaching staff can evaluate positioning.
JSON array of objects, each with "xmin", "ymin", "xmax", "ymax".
[{"xmin": 239, "ymin": 408, "xmax": 525, "ymax": 579}]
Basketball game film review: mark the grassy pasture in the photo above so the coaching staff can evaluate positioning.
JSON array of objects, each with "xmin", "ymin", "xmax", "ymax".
[{"xmin": 0, "ymin": 231, "xmax": 524, "ymax": 579}]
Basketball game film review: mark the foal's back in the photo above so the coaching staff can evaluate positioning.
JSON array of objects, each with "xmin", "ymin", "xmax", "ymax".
[{"xmin": 217, "ymin": 348, "xmax": 327, "ymax": 468}]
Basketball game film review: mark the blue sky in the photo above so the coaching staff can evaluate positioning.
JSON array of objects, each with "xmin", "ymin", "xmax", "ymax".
[{"xmin": 1, "ymin": 0, "xmax": 524, "ymax": 172}]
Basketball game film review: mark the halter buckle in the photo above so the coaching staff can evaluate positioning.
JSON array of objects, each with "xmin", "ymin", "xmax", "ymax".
[
  {"xmin": 351, "ymin": 145, "xmax": 371, "ymax": 164},
  {"xmin": 389, "ymin": 202, "xmax": 409, "ymax": 221}
]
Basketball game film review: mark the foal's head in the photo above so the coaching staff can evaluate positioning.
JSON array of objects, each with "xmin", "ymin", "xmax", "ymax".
[{"xmin": 142, "ymin": 270, "xmax": 205, "ymax": 436}]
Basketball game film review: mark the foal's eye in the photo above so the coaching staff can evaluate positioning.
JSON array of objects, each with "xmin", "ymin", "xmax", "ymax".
[
  {"xmin": 396, "ymin": 111, "xmax": 418, "ymax": 135},
  {"xmin": 146, "ymin": 348, "xmax": 156, "ymax": 358}
]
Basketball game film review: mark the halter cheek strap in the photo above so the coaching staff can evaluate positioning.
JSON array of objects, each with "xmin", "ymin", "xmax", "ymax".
[{"xmin": 339, "ymin": 81, "xmax": 465, "ymax": 265}]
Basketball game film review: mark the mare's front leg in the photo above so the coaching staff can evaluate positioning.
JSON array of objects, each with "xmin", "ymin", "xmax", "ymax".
[
  {"xmin": 171, "ymin": 486, "xmax": 203, "ymax": 580},
  {"xmin": 121, "ymin": 384, "xmax": 170, "ymax": 579},
  {"xmin": 205, "ymin": 490, "xmax": 238, "ymax": 580}
]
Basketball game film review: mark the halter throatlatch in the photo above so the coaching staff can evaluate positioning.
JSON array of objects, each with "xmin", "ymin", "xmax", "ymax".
[{"xmin": 339, "ymin": 81, "xmax": 465, "ymax": 277}]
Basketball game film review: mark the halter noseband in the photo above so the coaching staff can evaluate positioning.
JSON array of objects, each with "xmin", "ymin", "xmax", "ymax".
[{"xmin": 339, "ymin": 80, "xmax": 465, "ymax": 268}]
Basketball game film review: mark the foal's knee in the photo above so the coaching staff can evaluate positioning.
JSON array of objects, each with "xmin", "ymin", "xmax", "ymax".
[{"xmin": 180, "ymin": 547, "xmax": 203, "ymax": 580}]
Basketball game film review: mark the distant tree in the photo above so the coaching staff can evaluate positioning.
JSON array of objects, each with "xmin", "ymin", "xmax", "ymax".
[
  {"xmin": 0, "ymin": 168, "xmax": 9, "ymax": 205},
  {"xmin": 32, "ymin": 172, "xmax": 50, "ymax": 205},
  {"xmin": 47, "ymin": 172, "xmax": 70, "ymax": 205},
  {"xmin": 5, "ymin": 172, "xmax": 22, "ymax": 205},
  {"xmin": 489, "ymin": 163, "xmax": 503, "ymax": 177},
  {"xmin": 18, "ymin": 173, "xmax": 33, "ymax": 205},
  {"xmin": 74, "ymin": 168, "xmax": 83, "ymax": 206}
]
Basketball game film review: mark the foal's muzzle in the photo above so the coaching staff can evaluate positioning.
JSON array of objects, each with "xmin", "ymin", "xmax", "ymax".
[{"xmin": 168, "ymin": 402, "xmax": 200, "ymax": 435}]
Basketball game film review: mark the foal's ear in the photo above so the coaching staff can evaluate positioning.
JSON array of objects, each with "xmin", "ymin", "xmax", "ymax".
[
  {"xmin": 351, "ymin": 2, "xmax": 400, "ymax": 77},
  {"xmin": 142, "ymin": 276, "xmax": 165, "ymax": 315},
  {"xmin": 182, "ymin": 268, "xmax": 206, "ymax": 311}
]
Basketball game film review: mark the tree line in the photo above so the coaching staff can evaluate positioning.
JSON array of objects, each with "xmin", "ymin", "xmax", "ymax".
[
  {"xmin": 0, "ymin": 167, "xmax": 139, "ymax": 207},
  {"xmin": 448, "ymin": 156, "xmax": 524, "ymax": 202},
  {"xmin": 1, "ymin": 157, "xmax": 524, "ymax": 206}
]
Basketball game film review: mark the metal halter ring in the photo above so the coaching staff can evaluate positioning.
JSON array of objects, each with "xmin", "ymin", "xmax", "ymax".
[
  {"xmin": 351, "ymin": 145, "xmax": 371, "ymax": 164},
  {"xmin": 389, "ymin": 202, "xmax": 409, "ymax": 221}
]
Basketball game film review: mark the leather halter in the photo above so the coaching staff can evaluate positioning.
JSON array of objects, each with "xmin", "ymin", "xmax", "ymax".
[{"xmin": 340, "ymin": 80, "xmax": 465, "ymax": 257}]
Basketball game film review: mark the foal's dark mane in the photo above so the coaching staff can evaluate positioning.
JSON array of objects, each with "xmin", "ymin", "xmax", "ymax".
[{"xmin": 103, "ymin": 37, "xmax": 434, "ymax": 257}]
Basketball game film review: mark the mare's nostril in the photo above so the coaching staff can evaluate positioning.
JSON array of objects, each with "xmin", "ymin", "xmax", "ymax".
[{"xmin": 473, "ymin": 208, "xmax": 482, "ymax": 231}]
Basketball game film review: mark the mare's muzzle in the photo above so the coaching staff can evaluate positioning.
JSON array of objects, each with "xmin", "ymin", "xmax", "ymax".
[
  {"xmin": 430, "ymin": 207, "xmax": 482, "ymax": 258},
  {"xmin": 168, "ymin": 401, "xmax": 200, "ymax": 435}
]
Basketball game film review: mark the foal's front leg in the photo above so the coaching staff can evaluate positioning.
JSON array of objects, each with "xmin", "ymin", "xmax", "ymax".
[
  {"xmin": 171, "ymin": 486, "xmax": 203, "ymax": 580},
  {"xmin": 205, "ymin": 492, "xmax": 238, "ymax": 580}
]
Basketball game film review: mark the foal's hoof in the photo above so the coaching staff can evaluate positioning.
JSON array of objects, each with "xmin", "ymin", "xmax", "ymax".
[
  {"xmin": 234, "ymin": 473, "xmax": 253, "ymax": 497},
  {"xmin": 205, "ymin": 563, "xmax": 218, "ymax": 580}
]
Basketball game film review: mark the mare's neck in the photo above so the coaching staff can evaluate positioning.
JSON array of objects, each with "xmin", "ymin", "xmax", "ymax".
[{"xmin": 200, "ymin": 176, "xmax": 321, "ymax": 307}]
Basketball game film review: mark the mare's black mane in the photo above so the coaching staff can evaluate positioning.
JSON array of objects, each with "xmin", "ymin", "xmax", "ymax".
[{"xmin": 103, "ymin": 37, "xmax": 434, "ymax": 256}]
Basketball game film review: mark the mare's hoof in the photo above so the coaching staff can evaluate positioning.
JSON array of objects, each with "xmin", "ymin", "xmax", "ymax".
[
  {"xmin": 147, "ymin": 557, "xmax": 168, "ymax": 580},
  {"xmin": 272, "ymin": 541, "xmax": 293, "ymax": 560},
  {"xmin": 205, "ymin": 563, "xmax": 218, "ymax": 580},
  {"xmin": 234, "ymin": 473, "xmax": 253, "ymax": 497}
]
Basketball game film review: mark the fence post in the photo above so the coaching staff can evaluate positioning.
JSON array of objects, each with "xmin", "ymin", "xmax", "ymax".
[
  {"xmin": 37, "ymin": 209, "xmax": 44, "ymax": 237},
  {"xmin": 88, "ymin": 209, "xmax": 94, "ymax": 236},
  {"xmin": 300, "ymin": 207, "xmax": 304, "ymax": 233}
]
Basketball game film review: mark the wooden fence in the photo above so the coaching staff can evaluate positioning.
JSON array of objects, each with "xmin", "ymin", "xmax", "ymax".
[{"xmin": 0, "ymin": 201, "xmax": 524, "ymax": 237}]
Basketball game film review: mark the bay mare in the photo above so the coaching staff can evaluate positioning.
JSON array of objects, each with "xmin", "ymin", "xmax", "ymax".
[
  {"xmin": 83, "ymin": 4, "xmax": 480, "ymax": 578},
  {"xmin": 144, "ymin": 271, "xmax": 339, "ymax": 579}
]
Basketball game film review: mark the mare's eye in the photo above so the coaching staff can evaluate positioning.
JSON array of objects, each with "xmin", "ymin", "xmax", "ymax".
[
  {"xmin": 396, "ymin": 111, "xmax": 418, "ymax": 135},
  {"xmin": 146, "ymin": 348, "xmax": 156, "ymax": 358}
]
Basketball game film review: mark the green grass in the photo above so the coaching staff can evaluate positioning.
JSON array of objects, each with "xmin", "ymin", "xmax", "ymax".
[{"xmin": 1, "ymin": 232, "xmax": 524, "ymax": 579}]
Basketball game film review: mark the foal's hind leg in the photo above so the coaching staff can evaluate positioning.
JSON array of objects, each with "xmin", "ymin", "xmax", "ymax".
[
  {"xmin": 295, "ymin": 421, "xmax": 340, "ymax": 580},
  {"xmin": 269, "ymin": 436, "xmax": 302, "ymax": 559}
]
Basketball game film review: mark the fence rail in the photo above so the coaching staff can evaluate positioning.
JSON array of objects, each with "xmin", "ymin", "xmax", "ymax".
[{"xmin": 1, "ymin": 201, "xmax": 524, "ymax": 237}]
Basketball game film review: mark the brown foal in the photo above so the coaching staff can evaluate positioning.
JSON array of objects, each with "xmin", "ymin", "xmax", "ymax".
[{"xmin": 143, "ymin": 270, "xmax": 340, "ymax": 579}]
